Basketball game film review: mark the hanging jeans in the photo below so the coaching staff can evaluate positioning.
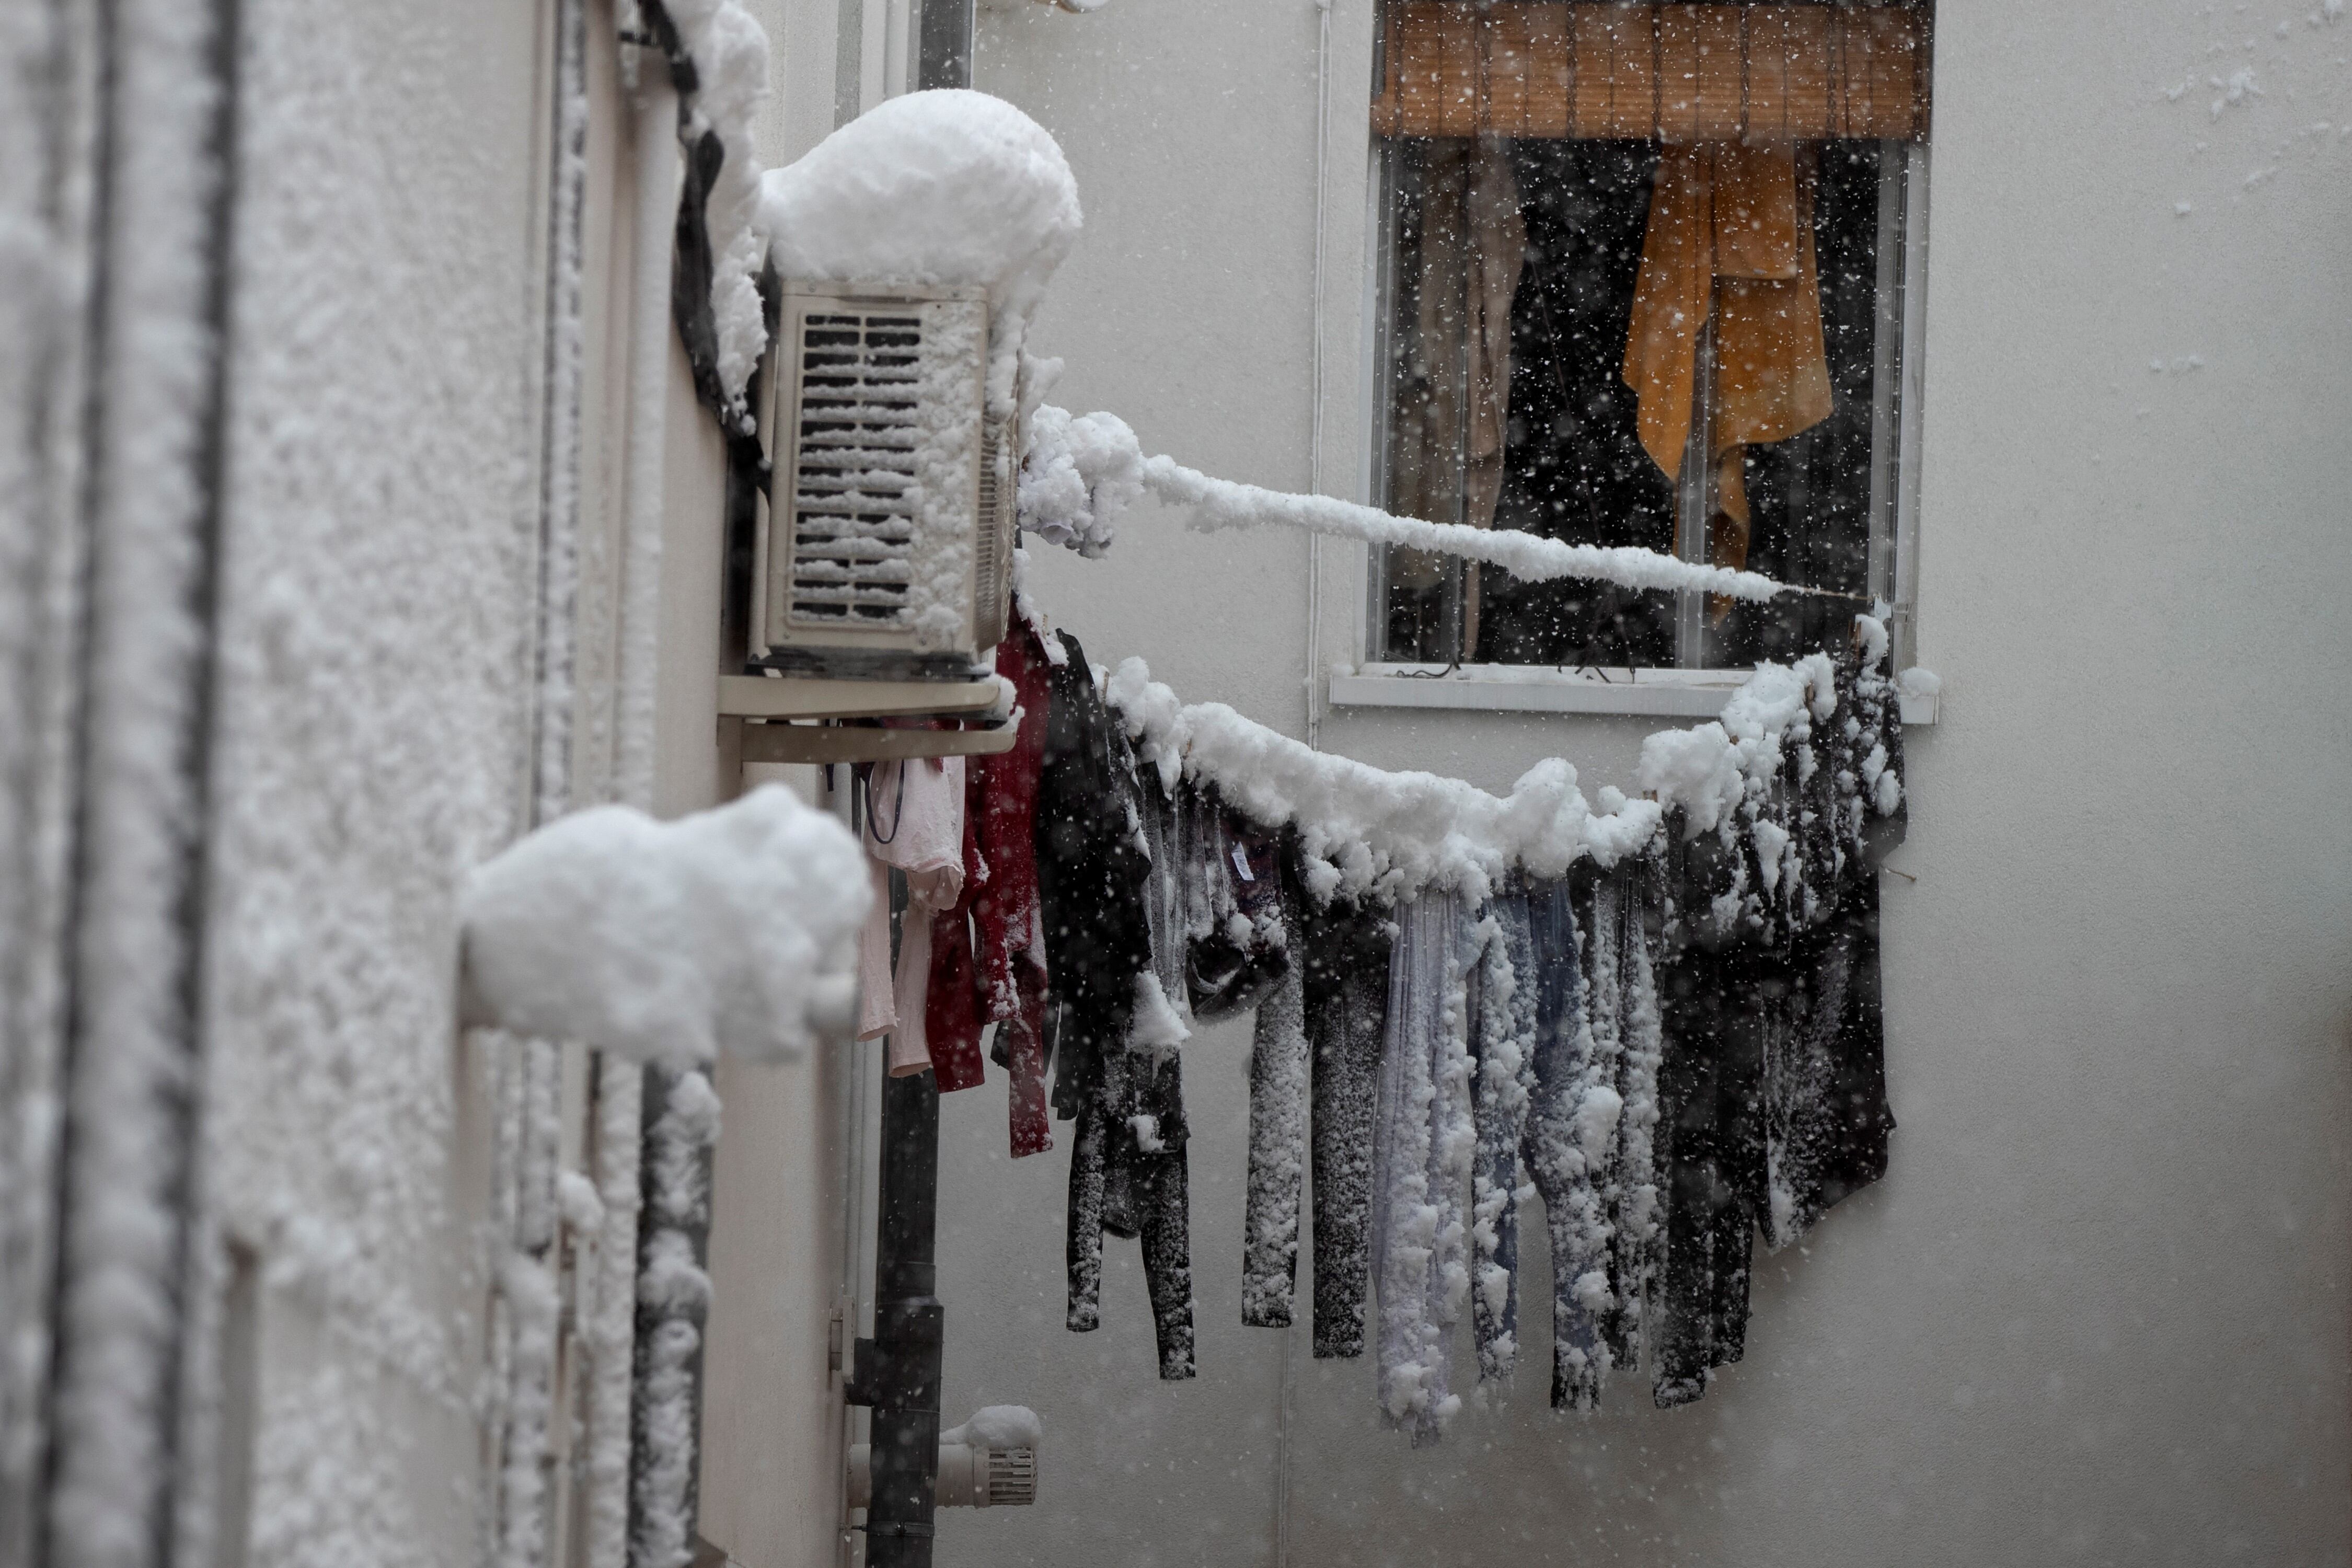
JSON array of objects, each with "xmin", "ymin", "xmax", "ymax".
[
  {"xmin": 1763, "ymin": 871, "xmax": 1894, "ymax": 1249},
  {"xmin": 1066, "ymin": 1042, "xmax": 1197, "ymax": 1380},
  {"xmin": 1373, "ymin": 891, "xmax": 1481, "ymax": 1446},
  {"xmin": 1240, "ymin": 855, "xmax": 1310, "ymax": 1328},
  {"xmin": 1303, "ymin": 891, "xmax": 1393, "ymax": 1360},
  {"xmin": 1595, "ymin": 863, "xmax": 1667, "ymax": 1378},
  {"xmin": 1469, "ymin": 890, "xmax": 1536, "ymax": 1388},
  {"xmin": 1519, "ymin": 877, "xmax": 1611, "ymax": 1412}
]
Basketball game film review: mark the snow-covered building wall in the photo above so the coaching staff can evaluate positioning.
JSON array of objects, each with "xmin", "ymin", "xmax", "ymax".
[
  {"xmin": 2, "ymin": 1, "xmax": 857, "ymax": 1564},
  {"xmin": 5, "ymin": 1, "xmax": 2346, "ymax": 1565},
  {"xmin": 891, "ymin": 3, "xmax": 2346, "ymax": 1565}
]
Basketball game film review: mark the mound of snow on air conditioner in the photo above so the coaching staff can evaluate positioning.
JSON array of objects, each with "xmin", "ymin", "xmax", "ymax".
[
  {"xmin": 758, "ymin": 88, "xmax": 1081, "ymax": 417},
  {"xmin": 460, "ymin": 785, "xmax": 869, "ymax": 1066}
]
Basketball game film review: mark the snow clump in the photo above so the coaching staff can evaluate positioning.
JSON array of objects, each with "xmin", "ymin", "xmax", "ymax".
[
  {"xmin": 1019, "ymin": 404, "xmax": 1144, "ymax": 556},
  {"xmin": 759, "ymin": 89, "xmax": 1082, "ymax": 416},
  {"xmin": 461, "ymin": 784, "xmax": 868, "ymax": 1066},
  {"xmin": 1635, "ymin": 654, "xmax": 1837, "ymax": 837},
  {"xmin": 942, "ymin": 1405, "xmax": 1043, "ymax": 1454}
]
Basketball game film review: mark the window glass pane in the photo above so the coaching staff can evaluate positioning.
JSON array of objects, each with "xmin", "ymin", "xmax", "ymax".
[{"xmin": 1378, "ymin": 136, "xmax": 1906, "ymax": 671}]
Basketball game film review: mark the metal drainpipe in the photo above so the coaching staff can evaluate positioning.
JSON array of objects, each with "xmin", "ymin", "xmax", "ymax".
[
  {"xmin": 916, "ymin": 0, "xmax": 972, "ymax": 94},
  {"xmin": 845, "ymin": 20, "xmax": 970, "ymax": 1568},
  {"xmin": 849, "ymin": 1066, "xmax": 944, "ymax": 1567}
]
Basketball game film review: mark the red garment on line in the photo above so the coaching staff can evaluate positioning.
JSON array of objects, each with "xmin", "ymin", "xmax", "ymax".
[{"xmin": 925, "ymin": 621, "xmax": 1056, "ymax": 1156}]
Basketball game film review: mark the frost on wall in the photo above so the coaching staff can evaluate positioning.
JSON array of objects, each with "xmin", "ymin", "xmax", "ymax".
[
  {"xmin": 460, "ymin": 785, "xmax": 870, "ymax": 1067},
  {"xmin": 198, "ymin": 5, "xmax": 572, "ymax": 1563}
]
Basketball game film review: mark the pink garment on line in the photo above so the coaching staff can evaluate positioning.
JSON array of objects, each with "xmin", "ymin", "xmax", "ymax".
[{"xmin": 854, "ymin": 755, "xmax": 966, "ymax": 1077}]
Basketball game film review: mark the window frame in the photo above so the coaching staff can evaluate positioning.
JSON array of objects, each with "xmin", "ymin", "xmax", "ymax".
[{"xmin": 1353, "ymin": 131, "xmax": 1933, "ymax": 720}]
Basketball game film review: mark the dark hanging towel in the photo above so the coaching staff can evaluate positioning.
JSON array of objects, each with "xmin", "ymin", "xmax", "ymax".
[
  {"xmin": 1650, "ymin": 631, "xmax": 1908, "ymax": 1407},
  {"xmin": 1651, "ymin": 936, "xmax": 1767, "ymax": 1408},
  {"xmin": 1037, "ymin": 630, "xmax": 1195, "ymax": 1378},
  {"xmin": 1298, "ymin": 875, "xmax": 1393, "ymax": 1360},
  {"xmin": 1035, "ymin": 629, "xmax": 1151, "ymax": 1123}
]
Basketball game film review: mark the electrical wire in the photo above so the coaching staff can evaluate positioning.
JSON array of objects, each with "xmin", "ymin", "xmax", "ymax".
[
  {"xmin": 1281, "ymin": 16, "xmax": 1333, "ymax": 1565},
  {"xmin": 1302, "ymin": 0, "xmax": 1333, "ymax": 758}
]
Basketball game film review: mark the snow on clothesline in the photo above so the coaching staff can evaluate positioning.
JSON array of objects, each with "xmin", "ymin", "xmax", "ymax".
[
  {"xmin": 1141, "ymin": 454, "xmax": 1785, "ymax": 602},
  {"xmin": 1109, "ymin": 658, "xmax": 1663, "ymax": 907},
  {"xmin": 1018, "ymin": 402, "xmax": 1786, "ymax": 602},
  {"xmin": 1103, "ymin": 620, "xmax": 1904, "ymax": 909}
]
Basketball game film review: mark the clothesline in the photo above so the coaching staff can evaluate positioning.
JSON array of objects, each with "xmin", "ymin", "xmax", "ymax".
[
  {"xmin": 1019, "ymin": 407, "xmax": 1878, "ymax": 606},
  {"xmin": 1138, "ymin": 453, "xmax": 1783, "ymax": 603},
  {"xmin": 861, "ymin": 585, "xmax": 1908, "ymax": 1442}
]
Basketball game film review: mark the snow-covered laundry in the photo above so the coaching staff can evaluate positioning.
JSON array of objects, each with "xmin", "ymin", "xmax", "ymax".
[
  {"xmin": 855, "ymin": 755, "xmax": 965, "ymax": 1077},
  {"xmin": 1240, "ymin": 842, "xmax": 1309, "ymax": 1330},
  {"xmin": 1181, "ymin": 789, "xmax": 1293, "ymax": 1021},
  {"xmin": 1371, "ymin": 891, "xmax": 1483, "ymax": 1448},
  {"xmin": 1047, "ymin": 615, "xmax": 1909, "ymax": 1406},
  {"xmin": 1302, "ymin": 889, "xmax": 1394, "ymax": 1361},
  {"xmin": 1518, "ymin": 876, "xmax": 1608, "ymax": 1411},
  {"xmin": 1468, "ymin": 888, "xmax": 1536, "ymax": 1389},
  {"xmin": 1037, "ymin": 629, "xmax": 1197, "ymax": 1379},
  {"xmin": 927, "ymin": 619, "xmax": 1057, "ymax": 1151}
]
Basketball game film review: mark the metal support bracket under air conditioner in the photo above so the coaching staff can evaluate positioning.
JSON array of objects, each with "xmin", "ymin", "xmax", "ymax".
[{"xmin": 719, "ymin": 675, "xmax": 1016, "ymax": 764}]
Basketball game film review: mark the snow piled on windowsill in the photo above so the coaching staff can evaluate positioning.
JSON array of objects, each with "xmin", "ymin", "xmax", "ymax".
[{"xmin": 1329, "ymin": 661, "xmax": 1941, "ymax": 724}]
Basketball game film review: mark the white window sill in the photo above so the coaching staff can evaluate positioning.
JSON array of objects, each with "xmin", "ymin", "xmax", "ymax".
[{"xmin": 1329, "ymin": 663, "xmax": 1940, "ymax": 725}]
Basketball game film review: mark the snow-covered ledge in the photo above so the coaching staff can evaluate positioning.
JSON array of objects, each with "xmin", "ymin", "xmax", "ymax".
[{"xmin": 1330, "ymin": 662, "xmax": 1941, "ymax": 725}]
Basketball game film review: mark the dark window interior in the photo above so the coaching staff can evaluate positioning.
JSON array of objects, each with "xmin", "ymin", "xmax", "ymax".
[{"xmin": 1381, "ymin": 139, "xmax": 1897, "ymax": 669}]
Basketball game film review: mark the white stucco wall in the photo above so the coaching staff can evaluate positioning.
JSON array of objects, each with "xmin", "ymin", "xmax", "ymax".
[
  {"xmin": 901, "ymin": 3, "xmax": 2352, "ymax": 1564},
  {"xmin": 202, "ymin": 5, "xmax": 554, "ymax": 1560}
]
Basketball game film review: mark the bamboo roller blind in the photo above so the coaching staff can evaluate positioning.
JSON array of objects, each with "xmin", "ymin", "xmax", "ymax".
[{"xmin": 1371, "ymin": 4, "xmax": 1930, "ymax": 142}]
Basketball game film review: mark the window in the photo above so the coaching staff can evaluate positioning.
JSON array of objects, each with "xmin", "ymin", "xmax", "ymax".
[{"xmin": 1367, "ymin": 2, "xmax": 1930, "ymax": 676}]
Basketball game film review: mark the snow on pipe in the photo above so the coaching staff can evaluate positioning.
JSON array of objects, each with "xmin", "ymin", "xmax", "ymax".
[
  {"xmin": 1106, "ymin": 620, "xmax": 1904, "ymax": 908},
  {"xmin": 631, "ymin": 0, "xmax": 773, "ymax": 434}
]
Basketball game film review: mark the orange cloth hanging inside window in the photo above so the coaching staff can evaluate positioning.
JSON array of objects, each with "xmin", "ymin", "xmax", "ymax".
[{"xmin": 1622, "ymin": 142, "xmax": 1832, "ymax": 576}]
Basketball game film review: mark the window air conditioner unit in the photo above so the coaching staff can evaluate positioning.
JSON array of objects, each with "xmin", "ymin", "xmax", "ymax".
[{"xmin": 751, "ymin": 282, "xmax": 1016, "ymax": 681}]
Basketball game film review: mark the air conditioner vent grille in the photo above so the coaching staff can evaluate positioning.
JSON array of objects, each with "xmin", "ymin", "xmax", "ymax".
[
  {"xmin": 985, "ymin": 1447, "xmax": 1038, "ymax": 1507},
  {"xmin": 972, "ymin": 416, "xmax": 1011, "ymax": 647},
  {"xmin": 786, "ymin": 312, "xmax": 927, "ymax": 626}
]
